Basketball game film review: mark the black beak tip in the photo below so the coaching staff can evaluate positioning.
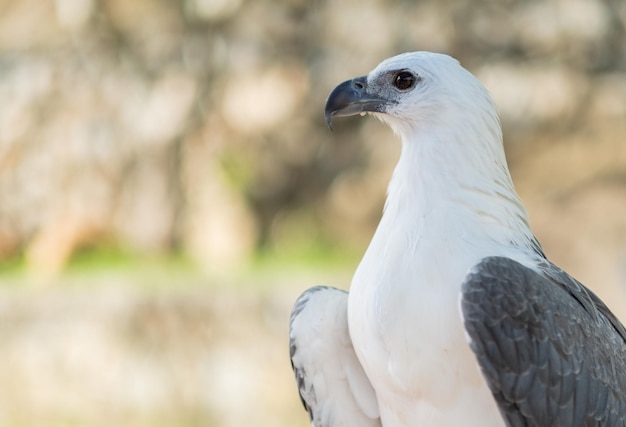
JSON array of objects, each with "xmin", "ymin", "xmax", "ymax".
[{"xmin": 324, "ymin": 111, "xmax": 334, "ymax": 131}]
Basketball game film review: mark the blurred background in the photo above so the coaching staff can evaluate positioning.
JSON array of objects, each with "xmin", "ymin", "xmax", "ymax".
[{"xmin": 0, "ymin": 0, "xmax": 625, "ymax": 426}]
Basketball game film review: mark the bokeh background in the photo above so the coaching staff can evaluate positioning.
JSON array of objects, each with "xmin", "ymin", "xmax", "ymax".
[{"xmin": 0, "ymin": 0, "xmax": 625, "ymax": 426}]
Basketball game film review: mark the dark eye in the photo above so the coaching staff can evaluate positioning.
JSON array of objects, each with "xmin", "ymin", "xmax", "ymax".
[{"xmin": 393, "ymin": 71, "xmax": 416, "ymax": 90}]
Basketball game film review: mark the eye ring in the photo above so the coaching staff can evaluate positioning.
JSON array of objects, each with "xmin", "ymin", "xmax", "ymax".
[{"xmin": 393, "ymin": 71, "xmax": 416, "ymax": 90}]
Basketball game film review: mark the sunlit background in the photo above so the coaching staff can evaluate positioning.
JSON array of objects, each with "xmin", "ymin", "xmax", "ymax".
[{"xmin": 0, "ymin": 0, "xmax": 625, "ymax": 426}]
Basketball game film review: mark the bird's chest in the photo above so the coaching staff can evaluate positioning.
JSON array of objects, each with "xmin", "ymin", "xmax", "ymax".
[
  {"xmin": 349, "ymin": 229, "xmax": 474, "ymax": 395},
  {"xmin": 347, "ymin": 218, "xmax": 503, "ymax": 426}
]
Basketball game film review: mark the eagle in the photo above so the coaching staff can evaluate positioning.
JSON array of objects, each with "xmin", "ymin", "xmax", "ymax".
[{"xmin": 289, "ymin": 52, "xmax": 626, "ymax": 427}]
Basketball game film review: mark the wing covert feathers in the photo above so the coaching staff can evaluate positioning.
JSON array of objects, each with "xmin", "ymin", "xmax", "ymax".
[
  {"xmin": 289, "ymin": 286, "xmax": 381, "ymax": 427},
  {"xmin": 462, "ymin": 256, "xmax": 626, "ymax": 427}
]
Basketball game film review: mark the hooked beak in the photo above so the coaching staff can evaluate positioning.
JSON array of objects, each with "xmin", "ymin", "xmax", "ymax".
[{"xmin": 324, "ymin": 76, "xmax": 394, "ymax": 130}]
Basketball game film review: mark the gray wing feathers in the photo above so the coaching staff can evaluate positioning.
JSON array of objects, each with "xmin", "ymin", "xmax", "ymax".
[
  {"xmin": 461, "ymin": 256, "xmax": 626, "ymax": 427},
  {"xmin": 289, "ymin": 286, "xmax": 381, "ymax": 427}
]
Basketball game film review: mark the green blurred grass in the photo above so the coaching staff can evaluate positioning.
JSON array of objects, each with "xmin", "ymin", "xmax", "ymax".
[{"xmin": 0, "ymin": 241, "xmax": 361, "ymax": 290}]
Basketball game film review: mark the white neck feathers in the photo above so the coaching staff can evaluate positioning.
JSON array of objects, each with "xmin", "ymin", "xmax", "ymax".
[{"xmin": 382, "ymin": 109, "xmax": 536, "ymax": 253}]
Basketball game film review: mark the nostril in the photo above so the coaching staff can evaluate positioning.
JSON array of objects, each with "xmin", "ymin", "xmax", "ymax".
[{"xmin": 353, "ymin": 81, "xmax": 364, "ymax": 90}]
